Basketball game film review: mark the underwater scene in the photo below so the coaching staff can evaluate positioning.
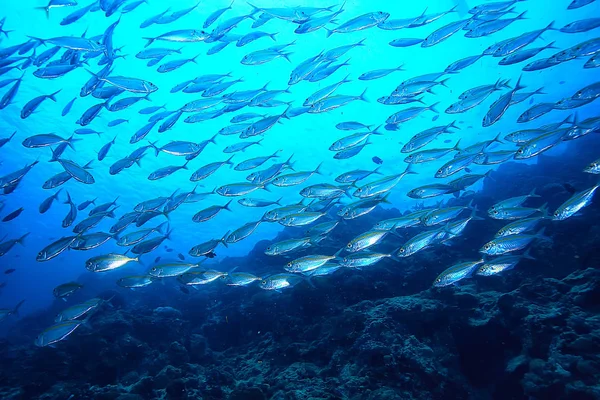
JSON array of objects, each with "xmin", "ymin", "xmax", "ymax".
[{"xmin": 0, "ymin": 0, "xmax": 600, "ymax": 398}]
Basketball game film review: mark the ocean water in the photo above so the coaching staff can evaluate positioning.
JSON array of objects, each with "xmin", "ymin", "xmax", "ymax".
[{"xmin": 0, "ymin": 0, "xmax": 600, "ymax": 398}]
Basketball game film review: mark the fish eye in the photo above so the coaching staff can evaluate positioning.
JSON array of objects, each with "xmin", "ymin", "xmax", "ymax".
[
  {"xmin": 151, "ymin": 267, "xmax": 156, "ymax": 271},
  {"xmin": 399, "ymin": 248, "xmax": 405, "ymax": 253},
  {"xmin": 266, "ymin": 246, "xmax": 271, "ymax": 251},
  {"xmin": 484, "ymin": 244, "xmax": 490, "ymax": 250},
  {"xmin": 261, "ymin": 280, "xmax": 266, "ymax": 285},
  {"xmin": 346, "ymin": 243, "xmax": 352, "ymax": 248},
  {"xmin": 493, "ymin": 210, "xmax": 498, "ymax": 215},
  {"xmin": 286, "ymin": 262, "xmax": 292, "ymax": 268}
]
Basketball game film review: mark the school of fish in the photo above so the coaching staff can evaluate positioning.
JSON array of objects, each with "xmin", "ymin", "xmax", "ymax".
[{"xmin": 0, "ymin": 0, "xmax": 599, "ymax": 347}]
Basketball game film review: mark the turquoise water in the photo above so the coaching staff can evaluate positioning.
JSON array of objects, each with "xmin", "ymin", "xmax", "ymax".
[{"xmin": 0, "ymin": 0, "xmax": 598, "ymax": 317}]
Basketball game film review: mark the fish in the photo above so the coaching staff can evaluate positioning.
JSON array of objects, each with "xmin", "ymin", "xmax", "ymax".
[
  {"xmin": 325, "ymin": 12, "xmax": 390, "ymax": 36},
  {"xmin": 359, "ymin": 64, "xmax": 404, "ymax": 81},
  {"xmin": 584, "ymin": 158, "xmax": 600, "ymax": 174},
  {"xmin": 117, "ymin": 275, "xmax": 155, "ymax": 289},
  {"xmin": 477, "ymin": 250, "xmax": 536, "ymax": 276},
  {"xmin": 396, "ymin": 228, "xmax": 445, "ymax": 257},
  {"xmin": 58, "ymin": 159, "xmax": 95, "ymax": 184},
  {"xmin": 346, "ymin": 230, "xmax": 388, "ymax": 252},
  {"xmin": 433, "ymin": 260, "xmax": 484, "ymax": 287},
  {"xmin": 284, "ymin": 252, "xmax": 341, "ymax": 274},
  {"xmin": 22, "ymin": 133, "xmax": 78, "ymax": 149},
  {"xmin": 422, "ymin": 201, "xmax": 474, "ymax": 226},
  {"xmin": 279, "ymin": 212, "xmax": 325, "ymax": 227},
  {"xmin": 35, "ymin": 319, "xmax": 86, "ymax": 347},
  {"xmin": 0, "ymin": 300, "xmax": 25, "ymax": 322},
  {"xmin": 178, "ymin": 269, "xmax": 227, "ymax": 286},
  {"xmin": 70, "ymin": 232, "xmax": 114, "ymax": 251},
  {"xmin": 193, "ymin": 200, "xmax": 232, "ymax": 223},
  {"xmin": 488, "ymin": 204, "xmax": 547, "ymax": 220},
  {"xmin": 553, "ymin": 183, "xmax": 600, "ymax": 221},
  {"xmin": 39, "ymin": 189, "xmax": 62, "ymax": 214},
  {"xmin": 20, "ymin": 90, "xmax": 60, "ymax": 119},
  {"xmin": 389, "ymin": 38, "xmax": 424, "ymax": 47},
  {"xmin": 354, "ymin": 164, "xmax": 417, "ymax": 198},
  {"xmin": 226, "ymin": 220, "xmax": 262, "ymax": 243},
  {"xmin": 490, "ymin": 189, "xmax": 541, "ymax": 211},
  {"xmin": 85, "ymin": 254, "xmax": 139, "ymax": 272},
  {"xmin": 2, "ymin": 207, "xmax": 24, "ymax": 222},
  {"xmin": 117, "ymin": 222, "xmax": 169, "ymax": 247},
  {"xmin": 480, "ymin": 228, "xmax": 551, "ymax": 256},
  {"xmin": 422, "ymin": 18, "xmax": 471, "ymax": 47},
  {"xmin": 227, "ymin": 272, "xmax": 261, "ymax": 286},
  {"xmin": 36, "ymin": 235, "xmax": 79, "ymax": 262},
  {"xmin": 259, "ymin": 274, "xmax": 307, "ymax": 291},
  {"xmin": 372, "ymin": 157, "xmax": 383, "ymax": 165},
  {"xmin": 495, "ymin": 216, "xmax": 547, "ymax": 238},
  {"xmin": 53, "ymin": 282, "xmax": 83, "ymax": 300}
]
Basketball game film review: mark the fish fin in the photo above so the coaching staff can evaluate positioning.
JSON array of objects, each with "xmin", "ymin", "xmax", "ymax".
[
  {"xmin": 359, "ymin": 88, "xmax": 368, "ymax": 103},
  {"xmin": 142, "ymin": 37, "xmax": 156, "ymax": 48},
  {"xmin": 12, "ymin": 299, "xmax": 25, "ymax": 316},
  {"xmin": 67, "ymin": 134, "xmax": 82, "ymax": 150},
  {"xmin": 304, "ymin": 276, "xmax": 316, "ymax": 289},
  {"xmin": 428, "ymin": 102, "xmax": 440, "ymax": 114},
  {"xmin": 48, "ymin": 89, "xmax": 61, "ymax": 102},
  {"xmin": 528, "ymin": 188, "xmax": 541, "ymax": 198},
  {"xmin": 17, "ymin": 232, "xmax": 30, "ymax": 245},
  {"xmin": 534, "ymin": 227, "xmax": 552, "ymax": 243},
  {"xmin": 522, "ymin": 248, "xmax": 536, "ymax": 260}
]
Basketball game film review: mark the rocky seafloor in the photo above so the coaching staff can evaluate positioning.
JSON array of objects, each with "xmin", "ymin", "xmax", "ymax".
[{"xmin": 1, "ymin": 135, "xmax": 600, "ymax": 400}]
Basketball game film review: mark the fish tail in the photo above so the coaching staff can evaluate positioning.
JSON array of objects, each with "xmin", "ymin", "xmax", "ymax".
[
  {"xmin": 281, "ymin": 52, "xmax": 293, "ymax": 63},
  {"xmin": 470, "ymin": 206, "xmax": 485, "ymax": 221},
  {"xmin": 17, "ymin": 232, "xmax": 30, "ymax": 245},
  {"xmin": 404, "ymin": 162, "xmax": 418, "ymax": 176},
  {"xmin": 428, "ymin": 102, "xmax": 440, "ymax": 114},
  {"xmin": 142, "ymin": 37, "xmax": 156, "ymax": 48},
  {"xmin": 314, "ymin": 161, "xmax": 324, "ymax": 175},
  {"xmin": 513, "ymin": 75, "xmax": 525, "ymax": 92},
  {"xmin": 12, "ymin": 300, "xmax": 25, "ymax": 316},
  {"xmin": 223, "ymin": 199, "xmax": 233, "ymax": 212},
  {"xmin": 48, "ymin": 89, "xmax": 61, "ymax": 102},
  {"xmin": 452, "ymin": 138, "xmax": 462, "ymax": 151},
  {"xmin": 522, "ymin": 248, "xmax": 536, "ymax": 260},
  {"xmin": 324, "ymin": 27, "xmax": 335, "ymax": 37},
  {"xmin": 516, "ymin": 10, "xmax": 527, "ymax": 19},
  {"xmin": 535, "ymin": 226, "xmax": 552, "ymax": 243},
  {"xmin": 67, "ymin": 134, "xmax": 81, "ymax": 150},
  {"xmin": 220, "ymin": 231, "xmax": 231, "ymax": 247},
  {"xmin": 528, "ymin": 188, "xmax": 541, "ymax": 198},
  {"xmin": 359, "ymin": 88, "xmax": 368, "ymax": 103},
  {"xmin": 34, "ymin": 6, "xmax": 50, "ymax": 18},
  {"xmin": 63, "ymin": 191, "xmax": 72, "ymax": 205}
]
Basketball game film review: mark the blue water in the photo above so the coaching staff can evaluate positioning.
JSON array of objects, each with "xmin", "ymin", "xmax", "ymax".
[{"xmin": 0, "ymin": 0, "xmax": 600, "ymax": 397}]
